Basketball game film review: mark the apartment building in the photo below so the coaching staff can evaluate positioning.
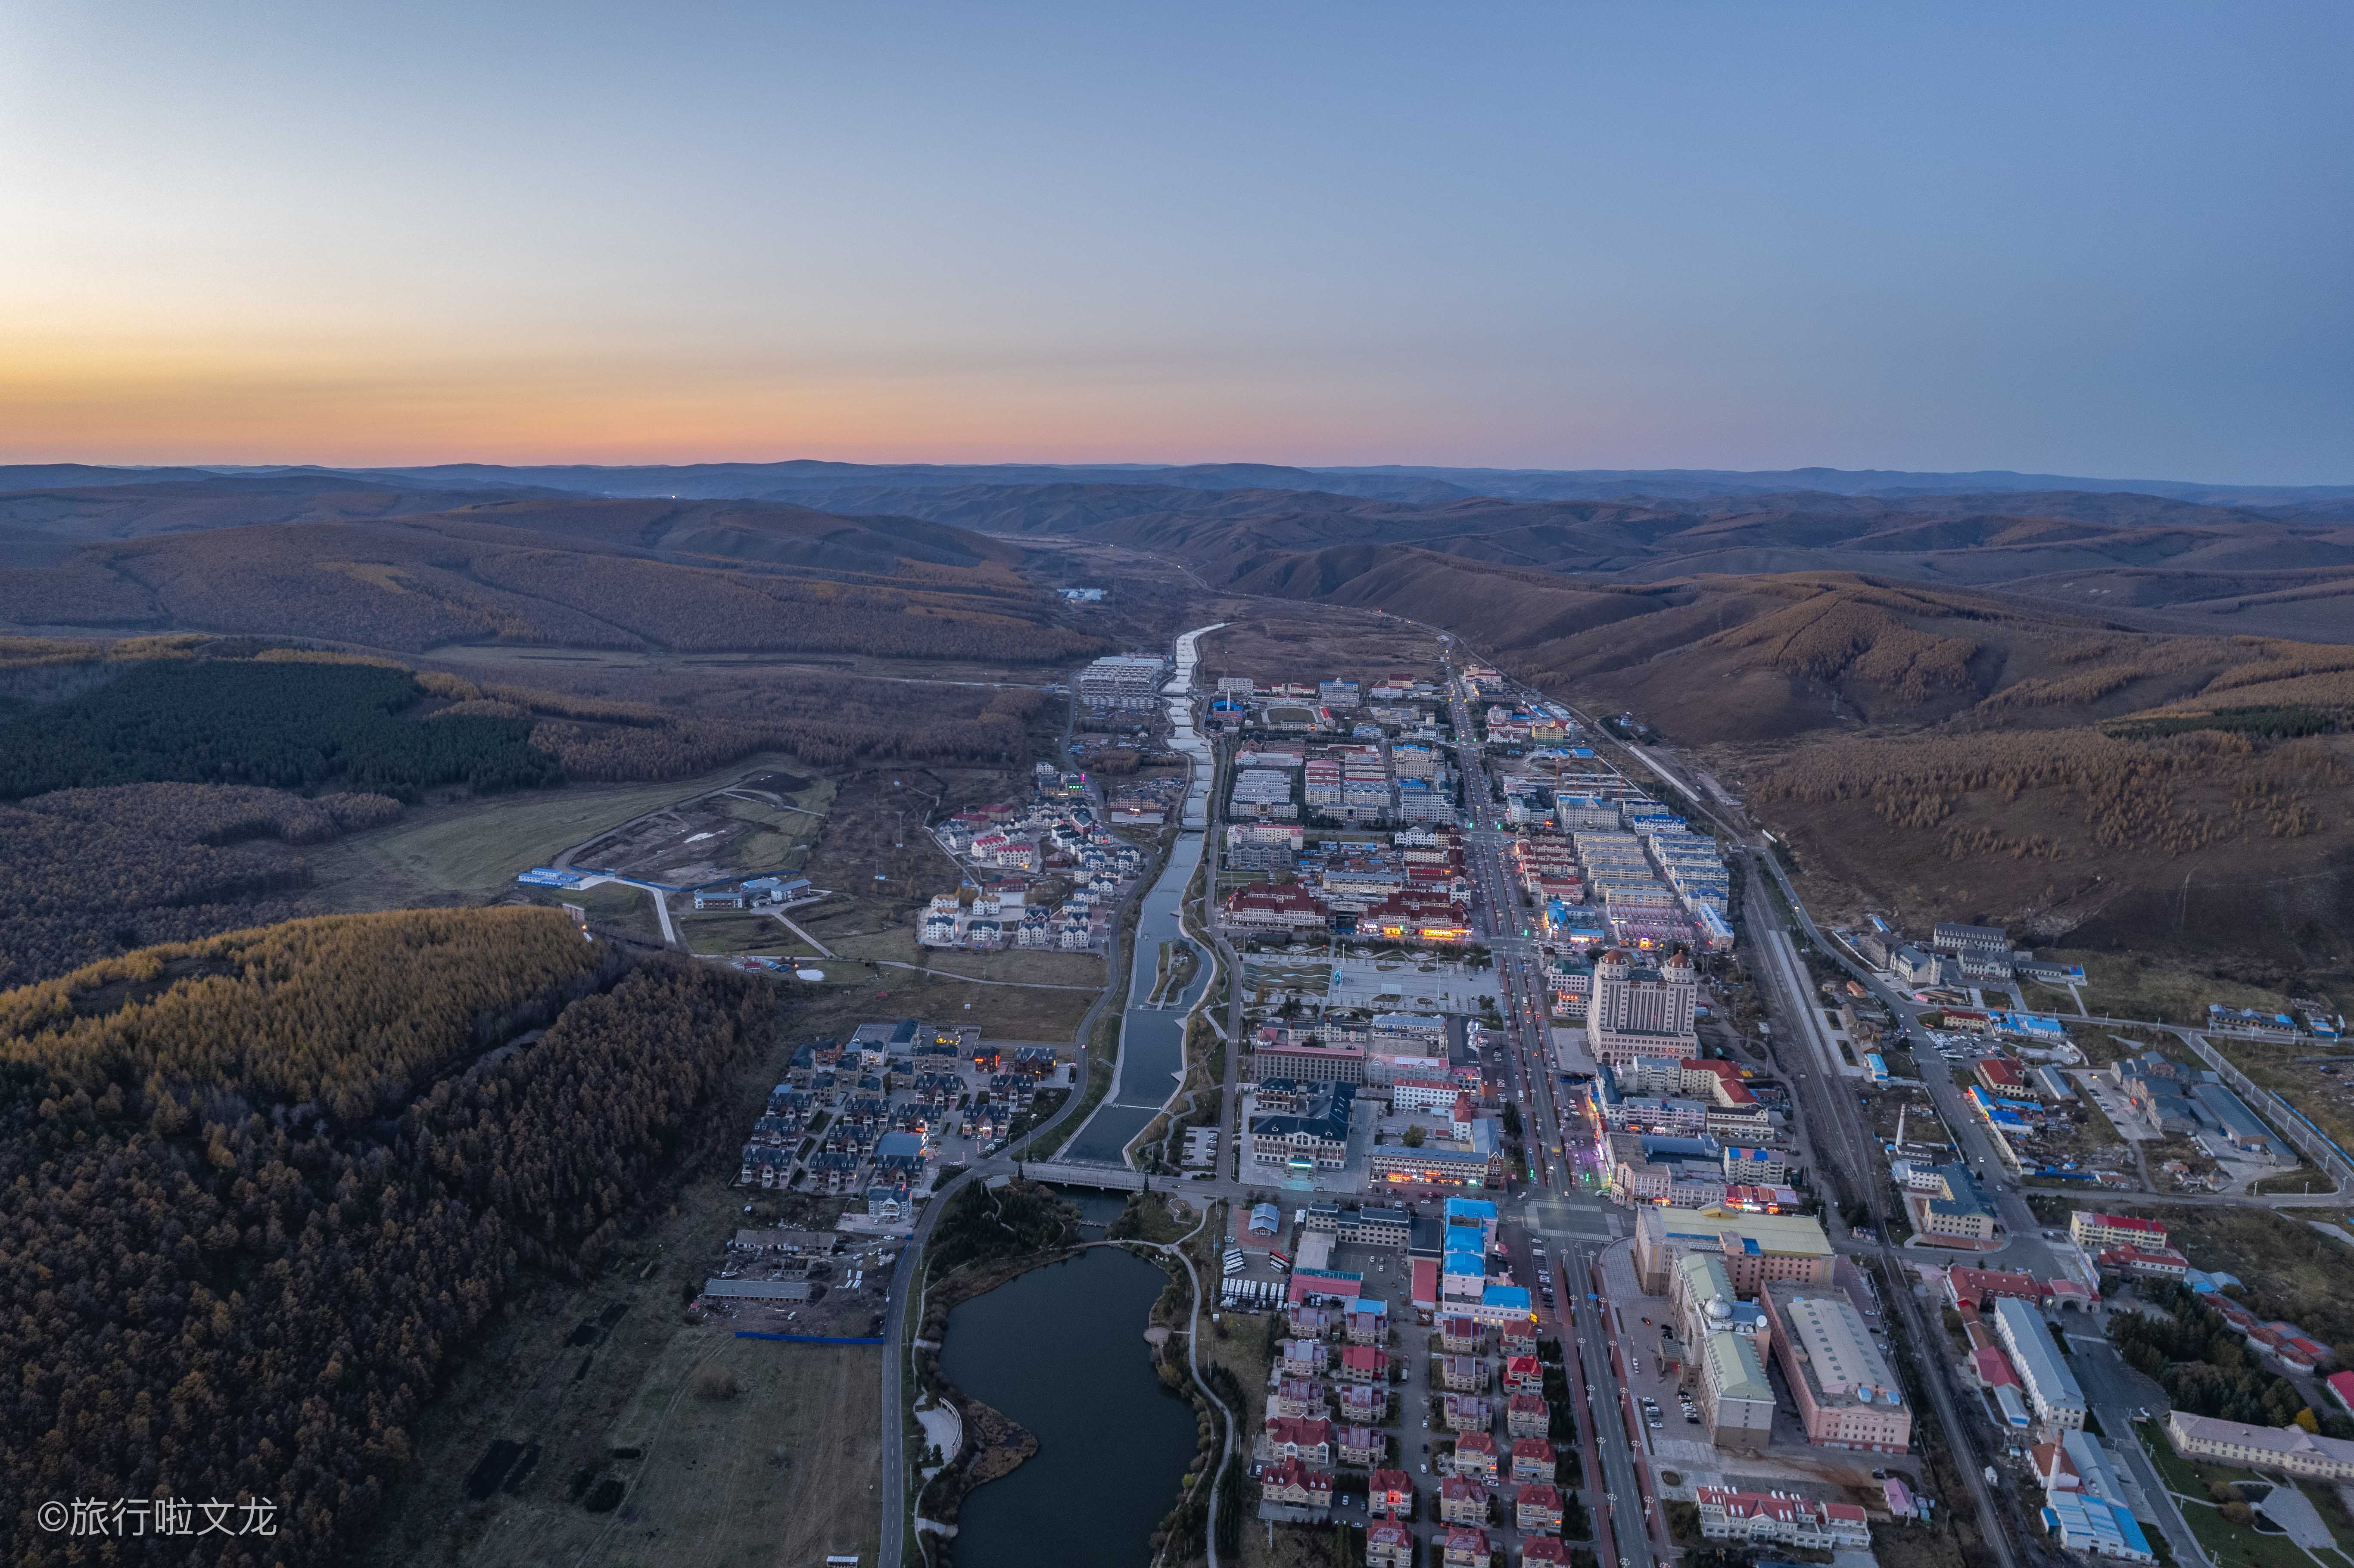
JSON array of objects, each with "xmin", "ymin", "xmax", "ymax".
[{"xmin": 1634, "ymin": 1206, "xmax": 1835, "ymax": 1296}]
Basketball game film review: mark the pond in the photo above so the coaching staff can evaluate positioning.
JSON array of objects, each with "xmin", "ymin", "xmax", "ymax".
[{"xmin": 938, "ymin": 1245, "xmax": 1198, "ymax": 1567}]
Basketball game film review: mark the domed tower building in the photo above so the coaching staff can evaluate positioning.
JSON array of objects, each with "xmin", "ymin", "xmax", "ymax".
[{"xmin": 1586, "ymin": 944, "xmax": 1700, "ymax": 1067}]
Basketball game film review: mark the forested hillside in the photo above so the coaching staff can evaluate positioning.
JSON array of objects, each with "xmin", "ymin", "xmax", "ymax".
[
  {"xmin": 0, "ymin": 782, "xmax": 402, "ymax": 988},
  {"xmin": 0, "ymin": 912, "xmax": 772, "ymax": 1564},
  {"xmin": 0, "ymin": 657, "xmax": 558, "ymax": 800}
]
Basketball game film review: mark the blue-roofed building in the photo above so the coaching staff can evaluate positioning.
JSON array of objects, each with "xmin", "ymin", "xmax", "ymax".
[
  {"xmin": 1445, "ymin": 1196, "xmax": 1499, "ymax": 1249},
  {"xmin": 2042, "ymin": 1494, "xmax": 2154, "ymax": 1562},
  {"xmin": 1479, "ymin": 1284, "xmax": 1535, "ymax": 1325}
]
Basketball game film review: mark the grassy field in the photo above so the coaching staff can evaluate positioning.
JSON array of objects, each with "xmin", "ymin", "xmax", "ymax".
[
  {"xmin": 2137, "ymin": 1424, "xmax": 2354, "ymax": 1568},
  {"xmin": 791, "ymin": 966, "xmax": 1097, "ymax": 1047},
  {"xmin": 712, "ymin": 784, "xmax": 835, "ymax": 874},
  {"xmin": 312, "ymin": 752, "xmax": 817, "ymax": 908},
  {"xmin": 1196, "ymin": 612, "xmax": 1445, "ymax": 691},
  {"xmin": 359, "ymin": 1002, "xmax": 883, "ymax": 1568},
  {"xmin": 515, "ymin": 880, "xmax": 664, "ymax": 946},
  {"xmin": 677, "ymin": 909, "xmax": 809, "ymax": 956},
  {"xmin": 2124, "ymin": 1204, "xmax": 2354, "ymax": 1350},
  {"xmin": 2051, "ymin": 949, "xmax": 2301, "ymax": 1027}
]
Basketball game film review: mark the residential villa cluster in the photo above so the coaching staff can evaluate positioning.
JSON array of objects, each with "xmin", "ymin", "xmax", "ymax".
[
  {"xmin": 735, "ymin": 1019, "xmax": 1065, "ymax": 1209},
  {"xmin": 1245, "ymin": 1198, "xmax": 1587, "ymax": 1566},
  {"xmin": 922, "ymin": 766, "xmax": 1149, "ymax": 952}
]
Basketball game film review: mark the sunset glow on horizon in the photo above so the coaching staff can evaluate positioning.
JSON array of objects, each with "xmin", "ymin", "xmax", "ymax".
[{"xmin": 4, "ymin": 3, "xmax": 2349, "ymax": 480}]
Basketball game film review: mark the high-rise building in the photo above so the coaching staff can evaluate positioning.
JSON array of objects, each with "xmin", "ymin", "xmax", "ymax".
[{"xmin": 1587, "ymin": 948, "xmax": 1699, "ymax": 1066}]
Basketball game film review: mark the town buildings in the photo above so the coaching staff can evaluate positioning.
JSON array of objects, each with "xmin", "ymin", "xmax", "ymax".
[
  {"xmin": 1694, "ymin": 1488, "xmax": 1871, "ymax": 1550},
  {"xmin": 2166, "ymin": 1412, "xmax": 2354, "ymax": 1481},
  {"xmin": 1586, "ymin": 949, "xmax": 1700, "ymax": 1067},
  {"xmin": 1076, "ymin": 653, "xmax": 1172, "ymax": 709},
  {"xmin": 1994, "ymin": 1297, "xmax": 2086, "ymax": 1431},
  {"xmin": 1761, "ymin": 1285, "xmax": 1912, "ymax": 1453},
  {"xmin": 1633, "ymin": 1207, "xmax": 1836, "ymax": 1297}
]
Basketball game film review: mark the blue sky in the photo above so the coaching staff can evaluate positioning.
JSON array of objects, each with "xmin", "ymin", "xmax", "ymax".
[{"xmin": 1, "ymin": 2, "xmax": 2347, "ymax": 479}]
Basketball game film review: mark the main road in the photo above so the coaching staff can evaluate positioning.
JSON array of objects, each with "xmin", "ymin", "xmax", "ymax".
[{"xmin": 1440, "ymin": 651, "xmax": 1659, "ymax": 1568}]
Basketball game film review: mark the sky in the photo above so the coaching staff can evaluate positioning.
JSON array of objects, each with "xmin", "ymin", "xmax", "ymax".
[{"xmin": 2, "ymin": 3, "xmax": 2349, "ymax": 482}]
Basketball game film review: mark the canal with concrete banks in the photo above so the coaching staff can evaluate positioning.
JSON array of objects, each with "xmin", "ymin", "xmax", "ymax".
[{"xmin": 1058, "ymin": 622, "xmax": 1224, "ymax": 1166}]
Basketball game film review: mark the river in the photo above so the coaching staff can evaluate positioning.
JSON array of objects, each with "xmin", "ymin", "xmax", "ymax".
[{"xmin": 937, "ymin": 1243, "xmax": 1199, "ymax": 1567}]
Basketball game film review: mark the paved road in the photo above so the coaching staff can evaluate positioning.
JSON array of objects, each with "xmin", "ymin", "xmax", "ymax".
[
  {"xmin": 1440, "ymin": 649, "xmax": 1658, "ymax": 1565},
  {"xmin": 2074, "ymin": 1341, "xmax": 2212, "ymax": 1567}
]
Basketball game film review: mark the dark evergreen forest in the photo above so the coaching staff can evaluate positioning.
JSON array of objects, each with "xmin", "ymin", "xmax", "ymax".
[{"xmin": 0, "ymin": 660, "xmax": 561, "ymax": 800}]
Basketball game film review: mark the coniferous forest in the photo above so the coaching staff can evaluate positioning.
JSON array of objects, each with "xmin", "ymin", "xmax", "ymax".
[
  {"xmin": 0, "ymin": 910, "xmax": 773, "ymax": 1565},
  {"xmin": 0, "ymin": 659, "xmax": 561, "ymax": 801}
]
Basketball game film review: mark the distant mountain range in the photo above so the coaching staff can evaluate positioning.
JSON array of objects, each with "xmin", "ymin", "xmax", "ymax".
[
  {"xmin": 2, "ymin": 457, "xmax": 2350, "ymax": 649},
  {"xmin": 7, "ymin": 458, "xmax": 2354, "ymax": 507}
]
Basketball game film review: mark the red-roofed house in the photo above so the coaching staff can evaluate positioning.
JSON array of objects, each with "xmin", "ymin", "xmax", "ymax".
[
  {"xmin": 1440, "ymin": 1476, "xmax": 1491, "ymax": 1524},
  {"xmin": 2071, "ymin": 1211, "xmax": 2169, "ymax": 1251},
  {"xmin": 1263, "ymin": 1416, "xmax": 1335, "ymax": 1465},
  {"xmin": 1975, "ymin": 1058, "xmax": 2028, "ymax": 1094},
  {"xmin": 2032, "ymin": 1440, "xmax": 2080, "ymax": 1491},
  {"xmin": 1695, "ymin": 1487, "xmax": 1872, "ymax": 1549},
  {"xmin": 1500, "ymin": 1322, "xmax": 1539, "ymax": 1357},
  {"xmin": 1340, "ymin": 1345, "xmax": 1391, "ymax": 1384},
  {"xmin": 1369, "ymin": 1469, "xmax": 1415, "ymax": 1518},
  {"xmin": 1224, "ymin": 884, "xmax": 1331, "ymax": 934},
  {"xmin": 1945, "ymin": 1266, "xmax": 2050, "ymax": 1311},
  {"xmin": 1442, "ymin": 1527, "xmax": 1491, "ymax": 1568},
  {"xmin": 1509, "ymin": 1391, "xmax": 1551, "ymax": 1437},
  {"xmin": 1523, "ymin": 1538, "xmax": 1571, "ymax": 1567},
  {"xmin": 1504, "ymin": 1354, "xmax": 1544, "ymax": 1392},
  {"xmin": 1511, "ymin": 1437, "xmax": 1555, "ymax": 1482},
  {"xmin": 2094, "ymin": 1245, "xmax": 2190, "ymax": 1281},
  {"xmin": 1367, "ymin": 1522, "xmax": 1413, "ymax": 1567},
  {"xmin": 1972, "ymin": 1345, "xmax": 2020, "ymax": 1389},
  {"xmin": 1682, "ymin": 1058, "xmax": 1759, "ymax": 1107},
  {"xmin": 1261, "ymin": 1455, "xmax": 1334, "ymax": 1510},
  {"xmin": 2329, "ymin": 1370, "xmax": 2354, "ymax": 1418},
  {"xmin": 1452, "ymin": 1431, "xmax": 1500, "ymax": 1481},
  {"xmin": 1518, "ymin": 1482, "xmax": 1566, "ymax": 1532}
]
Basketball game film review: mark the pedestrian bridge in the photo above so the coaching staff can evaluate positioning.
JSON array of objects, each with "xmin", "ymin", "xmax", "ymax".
[{"xmin": 1016, "ymin": 1160, "xmax": 1148, "ymax": 1192}]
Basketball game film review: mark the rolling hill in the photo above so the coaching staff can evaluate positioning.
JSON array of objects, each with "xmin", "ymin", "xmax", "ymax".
[{"xmin": 0, "ymin": 497, "xmax": 1096, "ymax": 662}]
